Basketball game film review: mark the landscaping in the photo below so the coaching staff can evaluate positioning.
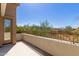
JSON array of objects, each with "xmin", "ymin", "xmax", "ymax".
[{"xmin": 16, "ymin": 20, "xmax": 79, "ymax": 43}]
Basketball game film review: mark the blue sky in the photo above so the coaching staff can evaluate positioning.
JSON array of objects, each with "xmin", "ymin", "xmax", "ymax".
[{"xmin": 16, "ymin": 3, "xmax": 79, "ymax": 28}]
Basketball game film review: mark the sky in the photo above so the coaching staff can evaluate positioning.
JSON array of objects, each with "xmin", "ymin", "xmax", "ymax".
[{"xmin": 16, "ymin": 3, "xmax": 79, "ymax": 28}]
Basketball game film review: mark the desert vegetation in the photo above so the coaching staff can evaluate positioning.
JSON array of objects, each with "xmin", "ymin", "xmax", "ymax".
[{"xmin": 16, "ymin": 20, "xmax": 79, "ymax": 43}]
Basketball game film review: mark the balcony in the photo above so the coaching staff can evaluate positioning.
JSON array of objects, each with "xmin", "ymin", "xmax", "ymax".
[
  {"xmin": 0, "ymin": 34, "xmax": 51, "ymax": 56},
  {"xmin": 0, "ymin": 41, "xmax": 49, "ymax": 56},
  {"xmin": 0, "ymin": 33, "xmax": 79, "ymax": 56}
]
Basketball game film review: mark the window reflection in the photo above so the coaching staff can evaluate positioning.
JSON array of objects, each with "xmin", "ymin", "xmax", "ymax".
[{"xmin": 4, "ymin": 19, "xmax": 11, "ymax": 41}]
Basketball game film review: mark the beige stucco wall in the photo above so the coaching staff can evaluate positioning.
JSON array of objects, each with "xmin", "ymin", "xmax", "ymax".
[
  {"xmin": 0, "ymin": 17, "xmax": 4, "ymax": 46},
  {"xmin": 5, "ymin": 3, "xmax": 18, "ymax": 44},
  {"xmin": 0, "ymin": 4, "xmax": 1, "ymax": 16},
  {"xmin": 1, "ymin": 3, "xmax": 7, "ymax": 16},
  {"xmin": 22, "ymin": 33, "xmax": 79, "ymax": 56},
  {"xmin": 0, "ymin": 3, "xmax": 19, "ymax": 45},
  {"xmin": 16, "ymin": 34, "xmax": 22, "ymax": 41}
]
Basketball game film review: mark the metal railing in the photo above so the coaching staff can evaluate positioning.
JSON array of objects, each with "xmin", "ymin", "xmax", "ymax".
[{"xmin": 49, "ymin": 32, "xmax": 79, "ymax": 44}]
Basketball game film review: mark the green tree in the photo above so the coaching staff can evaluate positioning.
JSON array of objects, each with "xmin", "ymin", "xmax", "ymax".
[{"xmin": 64, "ymin": 26, "xmax": 73, "ymax": 34}]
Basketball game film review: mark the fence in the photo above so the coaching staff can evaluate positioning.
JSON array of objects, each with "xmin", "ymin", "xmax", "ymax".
[{"xmin": 49, "ymin": 31, "xmax": 79, "ymax": 44}]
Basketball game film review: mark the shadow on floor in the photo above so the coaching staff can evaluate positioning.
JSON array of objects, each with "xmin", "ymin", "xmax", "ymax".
[{"xmin": 0, "ymin": 44, "xmax": 13, "ymax": 56}]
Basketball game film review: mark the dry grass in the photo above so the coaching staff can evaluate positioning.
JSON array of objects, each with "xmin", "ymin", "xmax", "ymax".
[{"xmin": 50, "ymin": 33, "xmax": 79, "ymax": 43}]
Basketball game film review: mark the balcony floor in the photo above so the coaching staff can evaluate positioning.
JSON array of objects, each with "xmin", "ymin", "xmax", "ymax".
[{"xmin": 0, "ymin": 41, "xmax": 50, "ymax": 56}]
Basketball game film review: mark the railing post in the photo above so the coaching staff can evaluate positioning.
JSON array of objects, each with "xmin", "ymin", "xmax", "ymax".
[
  {"xmin": 77, "ymin": 34, "xmax": 79, "ymax": 43},
  {"xmin": 73, "ymin": 35, "xmax": 75, "ymax": 44}
]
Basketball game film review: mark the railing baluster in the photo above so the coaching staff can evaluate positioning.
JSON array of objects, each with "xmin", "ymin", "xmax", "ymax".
[{"xmin": 73, "ymin": 38, "xmax": 74, "ymax": 44}]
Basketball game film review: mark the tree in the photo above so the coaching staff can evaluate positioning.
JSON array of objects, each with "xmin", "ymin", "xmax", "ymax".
[
  {"xmin": 40, "ymin": 20, "xmax": 50, "ymax": 30},
  {"xmin": 64, "ymin": 26, "xmax": 73, "ymax": 34}
]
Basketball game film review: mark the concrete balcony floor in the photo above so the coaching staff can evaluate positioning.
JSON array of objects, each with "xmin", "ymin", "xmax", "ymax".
[{"xmin": 0, "ymin": 41, "xmax": 50, "ymax": 56}]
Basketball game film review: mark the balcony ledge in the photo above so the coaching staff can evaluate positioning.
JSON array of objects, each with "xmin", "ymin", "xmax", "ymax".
[{"xmin": 1, "ymin": 33, "xmax": 79, "ymax": 56}]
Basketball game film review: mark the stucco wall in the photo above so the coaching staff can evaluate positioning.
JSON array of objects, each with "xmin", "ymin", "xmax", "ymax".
[
  {"xmin": 0, "ymin": 18, "xmax": 4, "ymax": 46},
  {"xmin": 16, "ymin": 34, "xmax": 22, "ymax": 41},
  {"xmin": 1, "ymin": 3, "xmax": 7, "ymax": 16},
  {"xmin": 5, "ymin": 3, "xmax": 18, "ymax": 44},
  {"xmin": 0, "ymin": 3, "xmax": 1, "ymax": 16},
  {"xmin": 22, "ymin": 33, "xmax": 79, "ymax": 56}
]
